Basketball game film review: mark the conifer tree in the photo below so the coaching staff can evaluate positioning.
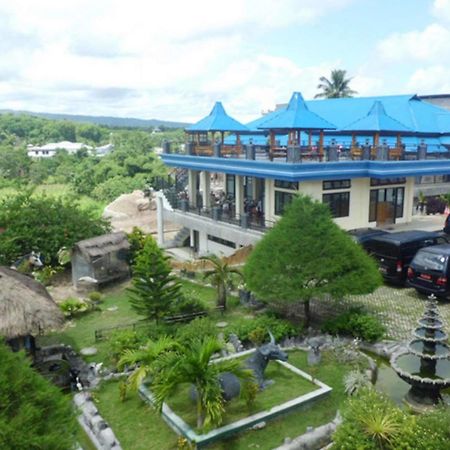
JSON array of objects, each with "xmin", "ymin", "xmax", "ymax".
[
  {"xmin": 128, "ymin": 236, "xmax": 181, "ymax": 322},
  {"xmin": 244, "ymin": 195, "xmax": 382, "ymax": 327}
]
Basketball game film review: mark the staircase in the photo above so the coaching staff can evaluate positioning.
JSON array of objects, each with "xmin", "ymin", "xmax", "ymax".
[{"xmin": 168, "ymin": 227, "xmax": 190, "ymax": 248}]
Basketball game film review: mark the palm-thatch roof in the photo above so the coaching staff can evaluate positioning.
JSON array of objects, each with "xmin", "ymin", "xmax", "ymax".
[
  {"xmin": 0, "ymin": 266, "xmax": 64, "ymax": 339},
  {"xmin": 74, "ymin": 231, "xmax": 130, "ymax": 260}
]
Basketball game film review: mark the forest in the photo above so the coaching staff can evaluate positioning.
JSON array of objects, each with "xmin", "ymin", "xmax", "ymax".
[{"xmin": 0, "ymin": 113, "xmax": 184, "ymax": 202}]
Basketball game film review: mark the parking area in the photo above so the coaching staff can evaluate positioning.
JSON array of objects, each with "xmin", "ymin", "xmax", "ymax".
[{"xmin": 311, "ymin": 285, "xmax": 450, "ymax": 341}]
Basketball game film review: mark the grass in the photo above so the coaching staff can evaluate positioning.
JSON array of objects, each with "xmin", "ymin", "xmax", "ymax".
[
  {"xmin": 95, "ymin": 350, "xmax": 352, "ymax": 450},
  {"xmin": 167, "ymin": 360, "xmax": 317, "ymax": 430}
]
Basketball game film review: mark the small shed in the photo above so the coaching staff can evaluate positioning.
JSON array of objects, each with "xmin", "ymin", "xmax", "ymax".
[{"xmin": 71, "ymin": 232, "xmax": 130, "ymax": 288}]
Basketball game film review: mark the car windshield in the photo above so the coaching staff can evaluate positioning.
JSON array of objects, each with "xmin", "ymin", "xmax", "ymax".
[{"xmin": 413, "ymin": 251, "xmax": 447, "ymax": 271}]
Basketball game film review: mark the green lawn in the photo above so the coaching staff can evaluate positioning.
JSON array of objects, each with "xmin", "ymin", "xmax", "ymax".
[
  {"xmin": 95, "ymin": 350, "xmax": 351, "ymax": 450},
  {"xmin": 168, "ymin": 360, "xmax": 316, "ymax": 430}
]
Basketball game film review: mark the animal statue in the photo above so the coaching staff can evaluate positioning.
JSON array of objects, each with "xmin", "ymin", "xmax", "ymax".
[
  {"xmin": 10, "ymin": 251, "xmax": 44, "ymax": 273},
  {"xmin": 219, "ymin": 332, "xmax": 288, "ymax": 401}
]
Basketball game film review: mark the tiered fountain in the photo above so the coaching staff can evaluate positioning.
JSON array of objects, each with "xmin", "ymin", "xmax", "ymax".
[{"xmin": 391, "ymin": 295, "xmax": 450, "ymax": 410}]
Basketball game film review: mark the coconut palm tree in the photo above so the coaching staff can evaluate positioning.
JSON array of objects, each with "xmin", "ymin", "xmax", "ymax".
[
  {"xmin": 201, "ymin": 255, "xmax": 243, "ymax": 311},
  {"xmin": 314, "ymin": 69, "xmax": 357, "ymax": 99},
  {"xmin": 118, "ymin": 335, "xmax": 179, "ymax": 391},
  {"xmin": 151, "ymin": 337, "xmax": 255, "ymax": 429}
]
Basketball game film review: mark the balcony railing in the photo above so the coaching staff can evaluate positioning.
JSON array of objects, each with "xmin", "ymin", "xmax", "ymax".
[{"xmin": 163, "ymin": 141, "xmax": 450, "ymax": 163}]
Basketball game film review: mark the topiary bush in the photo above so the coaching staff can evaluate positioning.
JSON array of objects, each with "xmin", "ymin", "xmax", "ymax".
[
  {"xmin": 175, "ymin": 318, "xmax": 216, "ymax": 343},
  {"xmin": 321, "ymin": 308, "xmax": 385, "ymax": 342},
  {"xmin": 228, "ymin": 314, "xmax": 298, "ymax": 344}
]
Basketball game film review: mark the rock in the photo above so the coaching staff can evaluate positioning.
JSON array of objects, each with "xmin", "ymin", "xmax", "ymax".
[
  {"xmin": 76, "ymin": 276, "xmax": 98, "ymax": 292},
  {"xmin": 82, "ymin": 401, "xmax": 98, "ymax": 418},
  {"xmin": 73, "ymin": 392, "xmax": 89, "ymax": 408},
  {"xmin": 283, "ymin": 437, "xmax": 292, "ymax": 445},
  {"xmin": 80, "ymin": 347, "xmax": 98, "ymax": 356},
  {"xmin": 99, "ymin": 428, "xmax": 117, "ymax": 449},
  {"xmin": 107, "ymin": 306, "xmax": 118, "ymax": 312},
  {"xmin": 90, "ymin": 415, "xmax": 107, "ymax": 434},
  {"xmin": 216, "ymin": 321, "xmax": 228, "ymax": 328},
  {"xmin": 252, "ymin": 421, "xmax": 266, "ymax": 430}
]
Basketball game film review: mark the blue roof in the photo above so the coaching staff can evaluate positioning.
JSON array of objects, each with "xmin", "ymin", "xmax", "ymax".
[
  {"xmin": 247, "ymin": 94, "xmax": 450, "ymax": 135},
  {"xmin": 186, "ymin": 101, "xmax": 249, "ymax": 133},
  {"xmin": 341, "ymin": 101, "xmax": 412, "ymax": 133},
  {"xmin": 257, "ymin": 92, "xmax": 337, "ymax": 131}
]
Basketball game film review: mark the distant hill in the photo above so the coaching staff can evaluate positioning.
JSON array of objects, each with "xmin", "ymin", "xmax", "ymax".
[{"xmin": 0, "ymin": 109, "xmax": 190, "ymax": 129}]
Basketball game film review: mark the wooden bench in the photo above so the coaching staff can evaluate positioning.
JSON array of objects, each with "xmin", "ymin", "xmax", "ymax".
[{"xmin": 163, "ymin": 310, "xmax": 207, "ymax": 324}]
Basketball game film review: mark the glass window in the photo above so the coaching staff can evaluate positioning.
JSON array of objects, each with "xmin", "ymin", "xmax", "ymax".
[
  {"xmin": 274, "ymin": 180, "xmax": 299, "ymax": 190},
  {"xmin": 275, "ymin": 191, "xmax": 294, "ymax": 215},
  {"xmin": 323, "ymin": 192, "xmax": 350, "ymax": 218},
  {"xmin": 207, "ymin": 235, "xmax": 236, "ymax": 248},
  {"xmin": 369, "ymin": 190, "xmax": 377, "ymax": 222},
  {"xmin": 323, "ymin": 179, "xmax": 351, "ymax": 190},
  {"xmin": 370, "ymin": 178, "xmax": 406, "ymax": 186},
  {"xmin": 396, "ymin": 187, "xmax": 404, "ymax": 218},
  {"xmin": 413, "ymin": 251, "xmax": 447, "ymax": 271},
  {"xmin": 226, "ymin": 174, "xmax": 235, "ymax": 198}
]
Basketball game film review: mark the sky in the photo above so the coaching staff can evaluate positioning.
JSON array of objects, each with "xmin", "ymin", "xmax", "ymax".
[{"xmin": 0, "ymin": 0, "xmax": 449, "ymax": 122}]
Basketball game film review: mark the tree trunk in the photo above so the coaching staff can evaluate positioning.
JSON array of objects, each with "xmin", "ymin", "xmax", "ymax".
[
  {"xmin": 217, "ymin": 283, "xmax": 227, "ymax": 311},
  {"xmin": 196, "ymin": 395, "xmax": 204, "ymax": 429},
  {"xmin": 304, "ymin": 300, "xmax": 311, "ymax": 328}
]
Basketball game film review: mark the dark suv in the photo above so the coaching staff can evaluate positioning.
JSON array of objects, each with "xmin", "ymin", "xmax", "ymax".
[
  {"xmin": 407, "ymin": 244, "xmax": 450, "ymax": 297},
  {"xmin": 362, "ymin": 230, "xmax": 448, "ymax": 284}
]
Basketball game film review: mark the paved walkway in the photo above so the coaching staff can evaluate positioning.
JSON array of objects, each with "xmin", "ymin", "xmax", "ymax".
[{"xmin": 310, "ymin": 285, "xmax": 450, "ymax": 341}]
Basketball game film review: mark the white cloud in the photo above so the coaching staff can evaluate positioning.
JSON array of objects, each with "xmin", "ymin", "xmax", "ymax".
[
  {"xmin": 0, "ymin": 0, "xmax": 359, "ymax": 120},
  {"xmin": 377, "ymin": 24, "xmax": 450, "ymax": 63},
  {"xmin": 407, "ymin": 65, "xmax": 450, "ymax": 93},
  {"xmin": 432, "ymin": 0, "xmax": 450, "ymax": 22}
]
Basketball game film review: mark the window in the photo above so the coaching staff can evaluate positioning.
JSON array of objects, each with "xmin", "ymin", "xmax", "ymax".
[
  {"xmin": 275, "ymin": 191, "xmax": 294, "ymax": 215},
  {"xmin": 274, "ymin": 180, "xmax": 299, "ymax": 190},
  {"xmin": 323, "ymin": 192, "xmax": 350, "ymax": 218},
  {"xmin": 323, "ymin": 179, "xmax": 351, "ymax": 190},
  {"xmin": 207, "ymin": 235, "xmax": 236, "ymax": 249},
  {"xmin": 226, "ymin": 174, "xmax": 235, "ymax": 198},
  {"xmin": 369, "ymin": 187, "xmax": 404, "ymax": 222},
  {"xmin": 370, "ymin": 178, "xmax": 406, "ymax": 186}
]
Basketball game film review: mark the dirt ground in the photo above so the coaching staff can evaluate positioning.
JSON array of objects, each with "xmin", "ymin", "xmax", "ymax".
[{"xmin": 102, "ymin": 190, "xmax": 180, "ymax": 236}]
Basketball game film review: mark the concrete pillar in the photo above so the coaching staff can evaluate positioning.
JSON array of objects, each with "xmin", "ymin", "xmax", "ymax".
[
  {"xmin": 235, "ymin": 175, "xmax": 244, "ymax": 218},
  {"xmin": 155, "ymin": 194, "xmax": 164, "ymax": 246},
  {"xmin": 188, "ymin": 170, "xmax": 197, "ymax": 207},
  {"xmin": 264, "ymin": 178, "xmax": 272, "ymax": 220},
  {"xmin": 200, "ymin": 171, "xmax": 211, "ymax": 208}
]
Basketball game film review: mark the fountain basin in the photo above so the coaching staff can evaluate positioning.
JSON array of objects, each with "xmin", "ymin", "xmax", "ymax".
[
  {"xmin": 408, "ymin": 340, "xmax": 450, "ymax": 360},
  {"xmin": 391, "ymin": 352, "xmax": 450, "ymax": 387},
  {"xmin": 418, "ymin": 318, "xmax": 443, "ymax": 329},
  {"xmin": 413, "ymin": 328, "xmax": 448, "ymax": 342}
]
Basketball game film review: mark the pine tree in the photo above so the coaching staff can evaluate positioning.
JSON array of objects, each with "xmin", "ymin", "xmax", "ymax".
[
  {"xmin": 244, "ymin": 195, "xmax": 382, "ymax": 327},
  {"xmin": 128, "ymin": 236, "xmax": 181, "ymax": 322}
]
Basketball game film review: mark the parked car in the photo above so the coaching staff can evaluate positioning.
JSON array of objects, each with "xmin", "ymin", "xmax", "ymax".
[
  {"xmin": 407, "ymin": 244, "xmax": 450, "ymax": 298},
  {"xmin": 362, "ymin": 230, "xmax": 449, "ymax": 285},
  {"xmin": 443, "ymin": 215, "xmax": 450, "ymax": 234},
  {"xmin": 348, "ymin": 228, "xmax": 389, "ymax": 244}
]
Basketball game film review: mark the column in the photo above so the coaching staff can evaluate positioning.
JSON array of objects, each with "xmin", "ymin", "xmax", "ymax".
[
  {"xmin": 200, "ymin": 171, "xmax": 211, "ymax": 208},
  {"xmin": 188, "ymin": 169, "xmax": 197, "ymax": 207},
  {"xmin": 264, "ymin": 178, "xmax": 272, "ymax": 222},
  {"xmin": 155, "ymin": 194, "xmax": 164, "ymax": 246},
  {"xmin": 235, "ymin": 175, "xmax": 244, "ymax": 218}
]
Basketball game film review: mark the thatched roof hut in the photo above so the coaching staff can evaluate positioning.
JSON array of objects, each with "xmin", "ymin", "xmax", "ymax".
[{"xmin": 0, "ymin": 266, "xmax": 64, "ymax": 339}]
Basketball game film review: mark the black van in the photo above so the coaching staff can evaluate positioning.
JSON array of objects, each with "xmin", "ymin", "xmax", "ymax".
[
  {"xmin": 407, "ymin": 244, "xmax": 450, "ymax": 297},
  {"xmin": 362, "ymin": 230, "xmax": 448, "ymax": 284}
]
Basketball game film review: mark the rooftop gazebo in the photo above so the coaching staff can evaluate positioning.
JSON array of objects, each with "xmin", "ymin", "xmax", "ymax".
[
  {"xmin": 341, "ymin": 100, "xmax": 413, "ymax": 160},
  {"xmin": 258, "ymin": 92, "xmax": 336, "ymax": 162},
  {"xmin": 185, "ymin": 101, "xmax": 249, "ymax": 157},
  {"xmin": 0, "ymin": 266, "xmax": 64, "ymax": 358}
]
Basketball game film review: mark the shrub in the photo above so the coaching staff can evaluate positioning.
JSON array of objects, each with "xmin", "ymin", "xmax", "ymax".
[
  {"xmin": 127, "ymin": 226, "xmax": 146, "ymax": 266},
  {"xmin": 321, "ymin": 308, "xmax": 385, "ymax": 342},
  {"xmin": 228, "ymin": 314, "xmax": 298, "ymax": 344},
  {"xmin": 87, "ymin": 291, "xmax": 103, "ymax": 303},
  {"xmin": 109, "ymin": 329, "xmax": 147, "ymax": 364},
  {"xmin": 175, "ymin": 318, "xmax": 216, "ymax": 343},
  {"xmin": 59, "ymin": 297, "xmax": 88, "ymax": 318},
  {"xmin": 170, "ymin": 292, "xmax": 207, "ymax": 315},
  {"xmin": 33, "ymin": 265, "xmax": 62, "ymax": 286},
  {"xmin": 344, "ymin": 370, "xmax": 372, "ymax": 396}
]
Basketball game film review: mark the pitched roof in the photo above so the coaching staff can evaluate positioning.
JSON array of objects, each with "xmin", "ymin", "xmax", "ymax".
[
  {"xmin": 73, "ymin": 232, "xmax": 130, "ymax": 260},
  {"xmin": 246, "ymin": 94, "xmax": 450, "ymax": 134},
  {"xmin": 340, "ymin": 101, "xmax": 412, "ymax": 133},
  {"xmin": 257, "ymin": 92, "xmax": 336, "ymax": 131},
  {"xmin": 186, "ymin": 101, "xmax": 249, "ymax": 133}
]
